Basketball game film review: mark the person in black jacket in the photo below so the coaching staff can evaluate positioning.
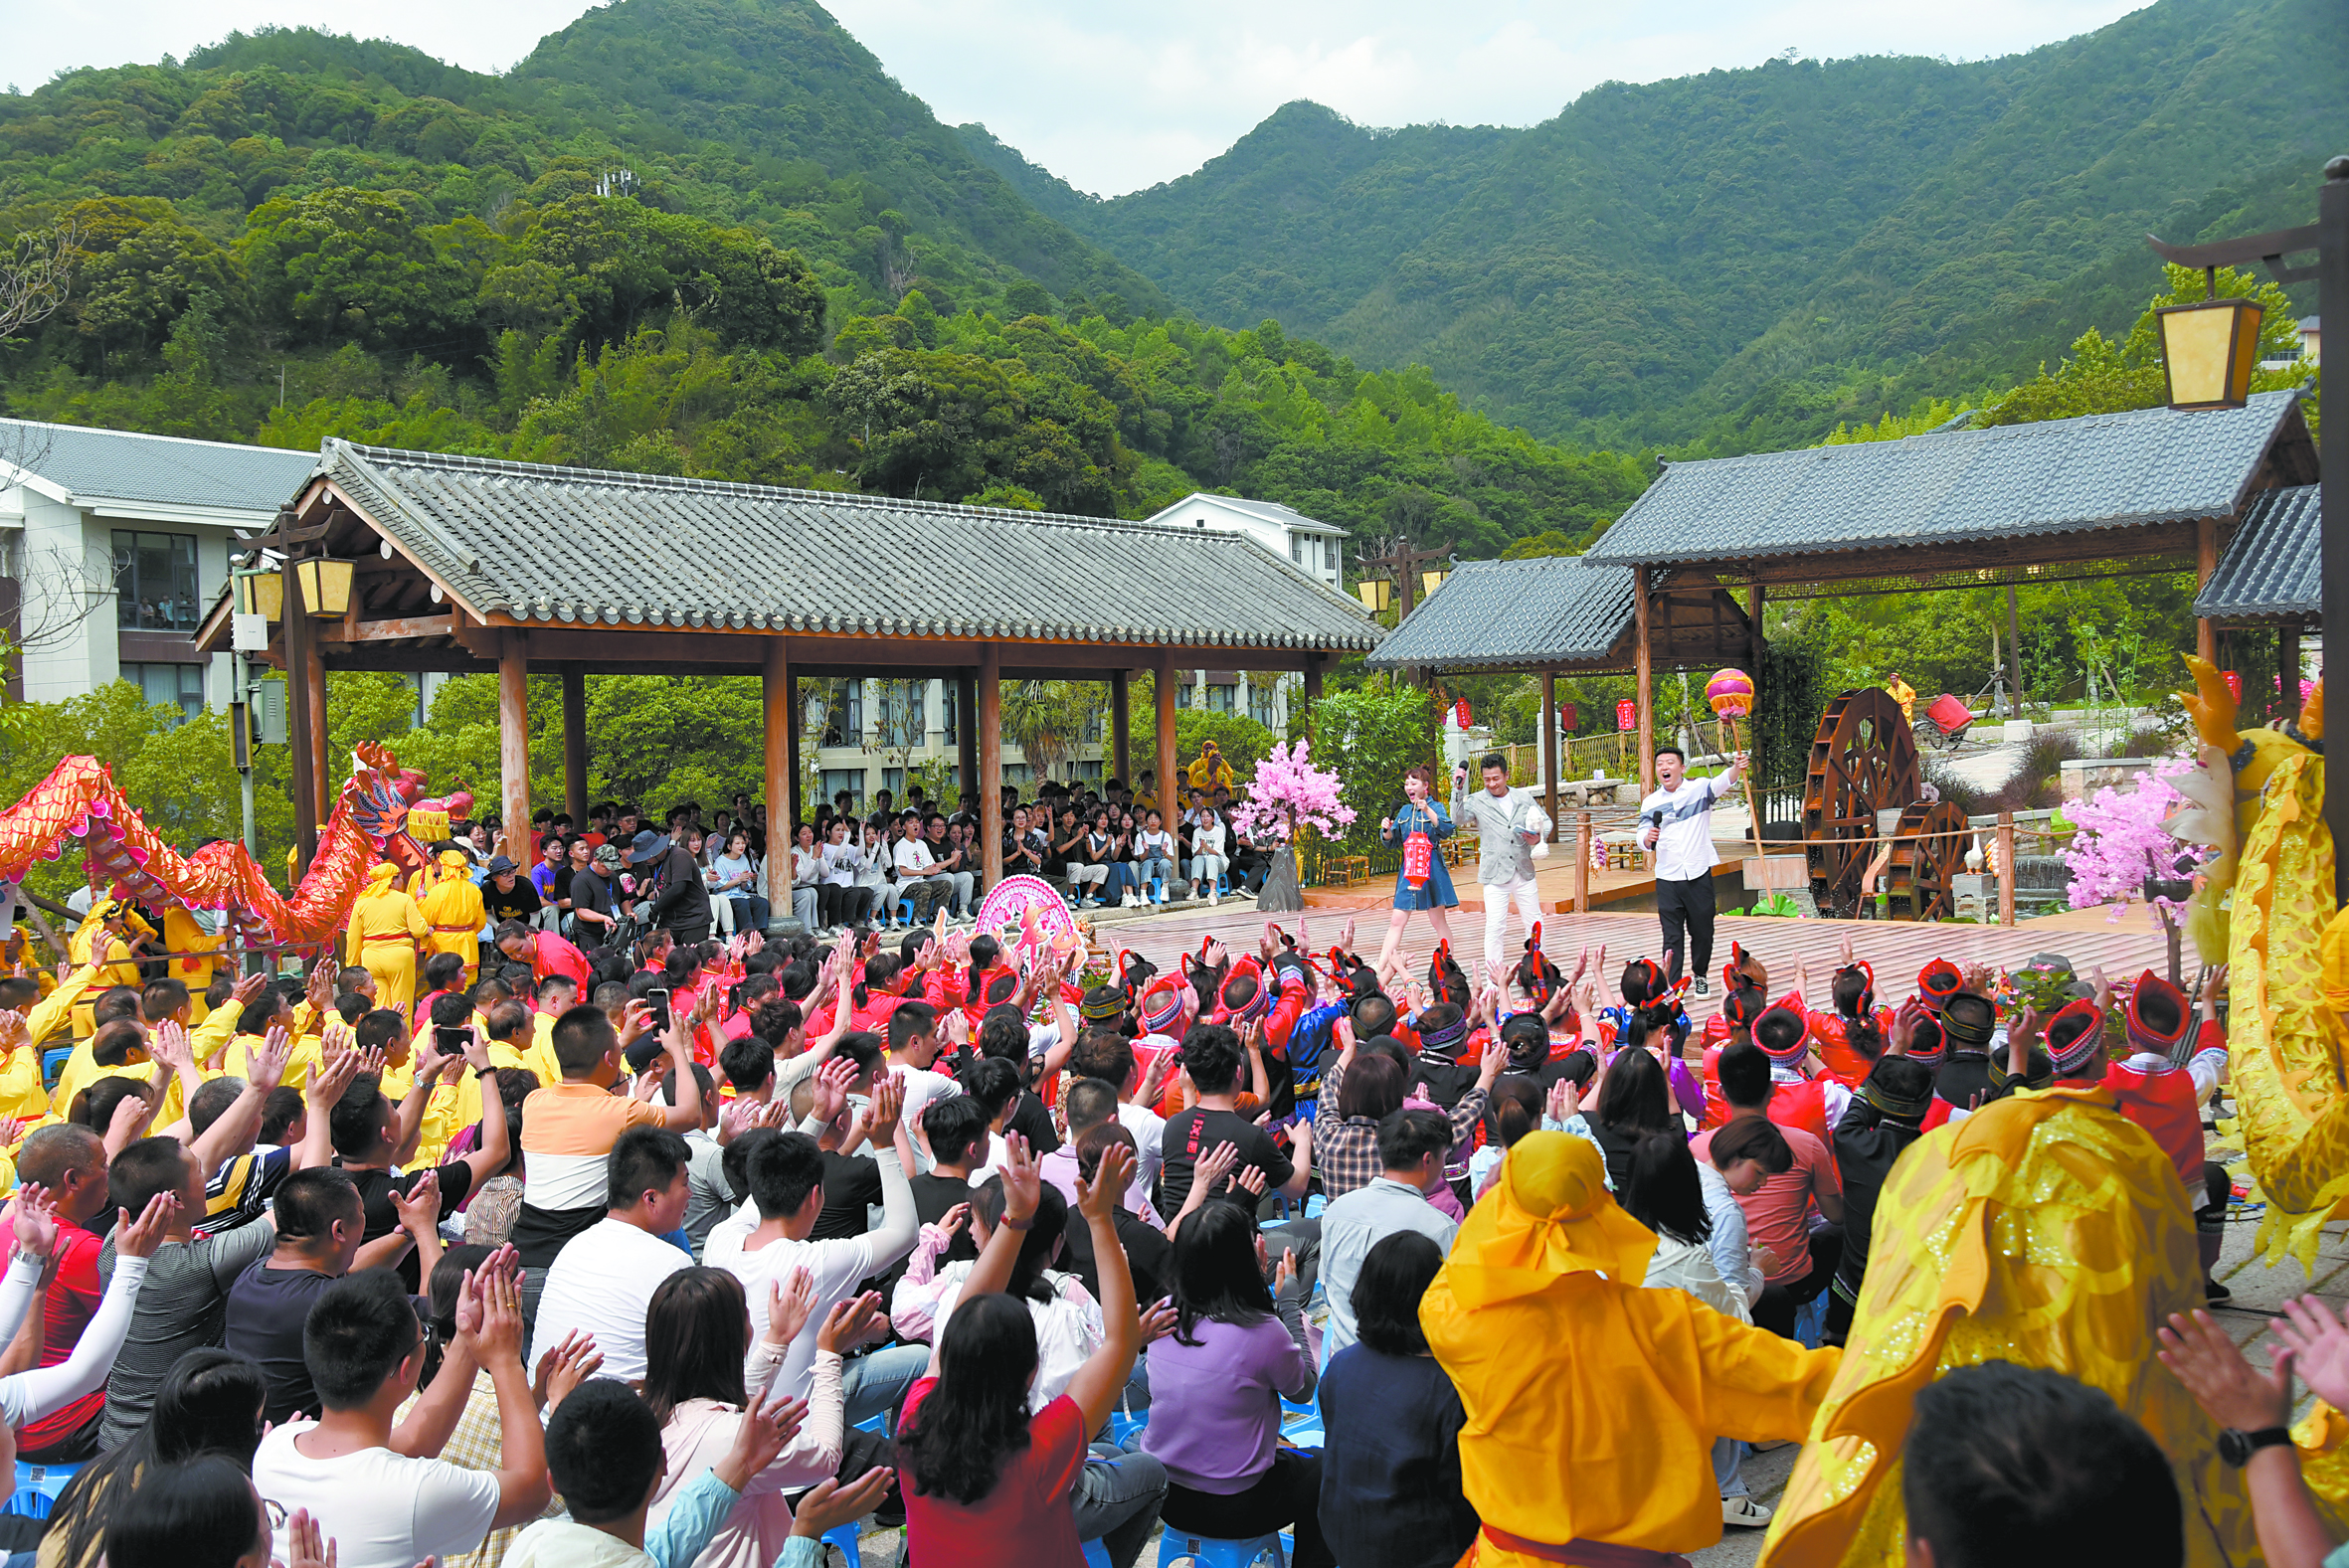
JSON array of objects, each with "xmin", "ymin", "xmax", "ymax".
[
  {"xmin": 625, "ymin": 829, "xmax": 710, "ymax": 944},
  {"xmin": 1824, "ymin": 1036, "xmax": 1936, "ymax": 1347}
]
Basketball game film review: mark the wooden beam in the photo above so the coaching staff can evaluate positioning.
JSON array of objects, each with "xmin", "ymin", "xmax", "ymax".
[
  {"xmin": 1303, "ymin": 655, "xmax": 1323, "ymax": 711},
  {"xmin": 560, "ymin": 663, "xmax": 589, "ymax": 825},
  {"xmin": 978, "ymin": 645, "xmax": 1003, "ymax": 889},
  {"xmin": 2196, "ymin": 516, "xmax": 2220, "ymax": 665},
  {"xmin": 319, "ymin": 614, "xmax": 456, "ymax": 644},
  {"xmin": 762, "ymin": 639, "xmax": 791, "ymax": 921},
  {"xmin": 1632, "ymin": 568, "xmax": 1655, "ymax": 790},
  {"xmin": 1110, "ymin": 669, "xmax": 1131, "ymax": 785},
  {"xmin": 1745, "ymin": 583, "xmax": 1765, "ymax": 683},
  {"xmin": 786, "ymin": 671, "xmax": 802, "ymax": 823},
  {"xmin": 1541, "ymin": 673, "xmax": 1559, "ymax": 843},
  {"xmin": 497, "ymin": 630, "xmax": 532, "ymax": 864},
  {"xmin": 305, "ymin": 635, "xmax": 328, "ymax": 828},
  {"xmin": 2280, "ymin": 627, "xmax": 2302, "ymax": 721},
  {"xmin": 958, "ymin": 673, "xmax": 979, "ymax": 808},
  {"xmin": 282, "ymin": 535, "xmax": 318, "ymax": 877},
  {"xmin": 1156, "ymin": 649, "xmax": 1179, "ymax": 819}
]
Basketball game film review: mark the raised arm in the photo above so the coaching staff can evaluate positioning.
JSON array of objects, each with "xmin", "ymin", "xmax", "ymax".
[{"xmin": 1062, "ymin": 1143, "xmax": 1143, "ymax": 1436}]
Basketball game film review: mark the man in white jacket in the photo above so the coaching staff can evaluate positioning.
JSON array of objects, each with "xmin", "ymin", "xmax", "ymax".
[{"xmin": 1452, "ymin": 754, "xmax": 1545, "ymax": 974}]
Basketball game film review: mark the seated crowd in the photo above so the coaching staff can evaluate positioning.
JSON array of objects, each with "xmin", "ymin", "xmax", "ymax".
[{"xmin": 0, "ymin": 876, "xmax": 2325, "ymax": 1568}]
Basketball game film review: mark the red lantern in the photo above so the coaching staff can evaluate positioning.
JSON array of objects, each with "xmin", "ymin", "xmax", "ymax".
[
  {"xmin": 1453, "ymin": 698, "xmax": 1472, "ymax": 730},
  {"xmin": 1616, "ymin": 699, "xmax": 1636, "ymax": 733},
  {"xmin": 2222, "ymin": 670, "xmax": 2244, "ymax": 703},
  {"xmin": 1557, "ymin": 702, "xmax": 1577, "ymax": 731}
]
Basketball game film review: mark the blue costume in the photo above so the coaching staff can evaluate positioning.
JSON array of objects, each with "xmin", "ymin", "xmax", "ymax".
[{"xmin": 1382, "ymin": 799, "xmax": 1458, "ymax": 911}]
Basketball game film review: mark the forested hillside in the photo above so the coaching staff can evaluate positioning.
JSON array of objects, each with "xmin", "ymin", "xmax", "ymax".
[{"xmin": 998, "ymin": 0, "xmax": 2341, "ymax": 449}]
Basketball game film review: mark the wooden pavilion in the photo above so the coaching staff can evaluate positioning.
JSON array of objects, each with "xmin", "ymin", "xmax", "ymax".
[{"xmin": 193, "ymin": 440, "xmax": 1384, "ymax": 915}]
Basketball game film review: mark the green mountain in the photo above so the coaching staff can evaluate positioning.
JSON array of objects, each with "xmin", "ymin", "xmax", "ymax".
[{"xmin": 992, "ymin": 0, "xmax": 2342, "ymax": 447}]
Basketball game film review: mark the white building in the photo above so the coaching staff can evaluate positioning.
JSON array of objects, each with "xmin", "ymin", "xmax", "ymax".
[
  {"xmin": 0, "ymin": 420, "xmax": 316, "ymax": 716},
  {"xmin": 1135, "ymin": 491, "xmax": 1349, "ymax": 734}
]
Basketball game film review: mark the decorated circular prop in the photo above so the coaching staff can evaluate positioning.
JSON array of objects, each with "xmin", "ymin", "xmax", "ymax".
[
  {"xmin": 1707, "ymin": 667, "xmax": 1755, "ymax": 720},
  {"xmin": 973, "ymin": 874, "xmax": 1084, "ymax": 963}
]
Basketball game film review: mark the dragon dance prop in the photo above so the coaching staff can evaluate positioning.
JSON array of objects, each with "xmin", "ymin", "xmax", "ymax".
[{"xmin": 0, "ymin": 742, "xmax": 465, "ymax": 950}]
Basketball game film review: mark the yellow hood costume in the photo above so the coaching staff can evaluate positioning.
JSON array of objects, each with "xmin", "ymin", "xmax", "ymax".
[
  {"xmin": 344, "ymin": 861, "xmax": 428, "ymax": 1018},
  {"xmin": 1424, "ymin": 1133, "xmax": 1840, "ymax": 1564},
  {"xmin": 1755, "ymin": 1084, "xmax": 2256, "ymax": 1567},
  {"xmin": 417, "ymin": 849, "xmax": 487, "ymax": 984}
]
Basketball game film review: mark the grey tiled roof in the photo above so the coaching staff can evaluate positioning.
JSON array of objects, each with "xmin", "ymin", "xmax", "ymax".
[
  {"xmin": 0, "ymin": 420, "xmax": 317, "ymax": 514},
  {"xmin": 2195, "ymin": 484, "xmax": 2320, "ymax": 623},
  {"xmin": 1585, "ymin": 390, "xmax": 2304, "ymax": 567},
  {"xmin": 319, "ymin": 441, "xmax": 1381, "ymax": 650},
  {"xmin": 1362, "ymin": 555, "xmax": 1634, "ymax": 670}
]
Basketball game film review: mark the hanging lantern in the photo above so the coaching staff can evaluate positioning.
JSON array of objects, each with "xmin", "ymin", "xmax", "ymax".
[
  {"xmin": 236, "ymin": 574, "xmax": 284, "ymax": 620},
  {"xmin": 294, "ymin": 558, "xmax": 354, "ymax": 616},
  {"xmin": 2155, "ymin": 293, "xmax": 2263, "ymax": 411}
]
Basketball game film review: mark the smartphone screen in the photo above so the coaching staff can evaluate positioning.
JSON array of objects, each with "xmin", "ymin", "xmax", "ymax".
[
  {"xmin": 435, "ymin": 1024, "xmax": 467, "ymax": 1053},
  {"xmin": 649, "ymin": 988, "xmax": 671, "ymax": 1031}
]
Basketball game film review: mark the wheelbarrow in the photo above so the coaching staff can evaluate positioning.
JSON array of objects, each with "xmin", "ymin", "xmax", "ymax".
[{"xmin": 1913, "ymin": 693, "xmax": 1975, "ymax": 751}]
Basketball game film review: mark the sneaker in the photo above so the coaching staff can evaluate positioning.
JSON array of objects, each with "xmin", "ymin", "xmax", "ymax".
[
  {"xmin": 2206, "ymin": 1276, "xmax": 2233, "ymax": 1303},
  {"xmin": 1723, "ymin": 1496, "xmax": 1772, "ymax": 1528},
  {"xmin": 1694, "ymin": 976, "xmax": 1712, "ymax": 996},
  {"xmin": 1208, "ymin": 888, "xmax": 1220, "ymax": 906}
]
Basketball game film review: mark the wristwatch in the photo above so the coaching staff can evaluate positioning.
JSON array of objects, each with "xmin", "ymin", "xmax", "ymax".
[{"xmin": 2217, "ymin": 1426, "xmax": 2292, "ymax": 1467}]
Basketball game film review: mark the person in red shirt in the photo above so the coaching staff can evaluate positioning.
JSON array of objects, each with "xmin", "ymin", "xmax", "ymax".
[
  {"xmin": 1750, "ymin": 1003, "xmax": 1848, "ymax": 1150},
  {"xmin": 2097, "ymin": 967, "xmax": 2233, "ymax": 1300},
  {"xmin": 1796, "ymin": 944, "xmax": 1894, "ymax": 1088},
  {"xmin": 12, "ymin": 1123, "xmax": 116, "ymax": 1460},
  {"xmin": 1698, "ymin": 985, "xmax": 1767, "ymax": 1132},
  {"xmin": 897, "ymin": 1137, "xmax": 1151, "ymax": 1568},
  {"xmin": 495, "ymin": 921, "xmax": 591, "ymax": 992}
]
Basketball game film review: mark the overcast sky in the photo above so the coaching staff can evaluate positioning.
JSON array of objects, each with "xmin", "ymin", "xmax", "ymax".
[{"xmin": 16, "ymin": 0, "xmax": 2149, "ymax": 196}]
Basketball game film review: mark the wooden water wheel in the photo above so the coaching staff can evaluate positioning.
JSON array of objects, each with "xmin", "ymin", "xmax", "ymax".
[
  {"xmin": 1886, "ymin": 799, "xmax": 1973, "ymax": 921},
  {"xmin": 1802, "ymin": 687, "xmax": 1924, "ymax": 917}
]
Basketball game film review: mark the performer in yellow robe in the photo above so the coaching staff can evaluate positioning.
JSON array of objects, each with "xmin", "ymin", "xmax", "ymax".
[
  {"xmin": 344, "ymin": 863, "xmax": 429, "ymax": 1020},
  {"xmin": 1755, "ymin": 1082, "xmax": 2259, "ymax": 1568},
  {"xmin": 65, "ymin": 899, "xmax": 153, "ymax": 1037},
  {"xmin": 416, "ymin": 849, "xmax": 486, "ymax": 986},
  {"xmin": 1424, "ymin": 1132, "xmax": 1842, "ymax": 1566},
  {"xmin": 159, "ymin": 905, "xmax": 227, "ymax": 1022}
]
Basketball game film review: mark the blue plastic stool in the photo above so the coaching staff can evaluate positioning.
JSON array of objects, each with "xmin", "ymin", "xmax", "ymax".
[
  {"xmin": 818, "ymin": 1520, "xmax": 861, "ymax": 1566},
  {"xmin": 40, "ymin": 1048, "xmax": 70, "ymax": 1090},
  {"xmin": 1082, "ymin": 1540, "xmax": 1112, "ymax": 1568},
  {"xmin": 6, "ymin": 1460, "xmax": 83, "ymax": 1519},
  {"xmin": 1156, "ymin": 1530, "xmax": 1287, "ymax": 1568},
  {"xmin": 1108, "ymin": 1407, "xmax": 1148, "ymax": 1447}
]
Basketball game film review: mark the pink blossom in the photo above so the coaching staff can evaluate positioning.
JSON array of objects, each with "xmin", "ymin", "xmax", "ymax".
[
  {"xmin": 1228, "ymin": 740, "xmax": 1356, "ymax": 844},
  {"xmin": 2061, "ymin": 757, "xmax": 2204, "ymax": 917}
]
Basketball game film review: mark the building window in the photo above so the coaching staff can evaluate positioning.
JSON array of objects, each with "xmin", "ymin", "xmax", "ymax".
[
  {"xmin": 121, "ymin": 662, "xmax": 205, "ymax": 725},
  {"xmin": 941, "ymin": 681, "xmax": 958, "ymax": 744},
  {"xmin": 820, "ymin": 769, "xmax": 865, "ymax": 808},
  {"xmin": 1001, "ymin": 763, "xmax": 1031, "ymax": 787},
  {"xmin": 875, "ymin": 682, "xmax": 924, "ymax": 748},
  {"xmin": 1072, "ymin": 760, "xmax": 1104, "ymax": 784},
  {"xmin": 820, "ymin": 682, "xmax": 862, "ymax": 746},
  {"xmin": 1289, "ymin": 534, "xmax": 1303, "ymax": 562},
  {"xmin": 112, "ymin": 531, "xmax": 200, "ymax": 631},
  {"xmin": 1249, "ymin": 681, "xmax": 1277, "ymax": 727},
  {"xmin": 881, "ymin": 768, "xmax": 905, "ymax": 800},
  {"xmin": 1205, "ymin": 683, "xmax": 1238, "ymax": 715}
]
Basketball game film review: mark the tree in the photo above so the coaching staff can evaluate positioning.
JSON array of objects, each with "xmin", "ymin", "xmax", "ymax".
[
  {"xmin": 1228, "ymin": 738, "xmax": 1355, "ymax": 912},
  {"xmin": 240, "ymin": 187, "xmax": 475, "ymax": 352},
  {"xmin": 0, "ymin": 221, "xmax": 76, "ymax": 341},
  {"xmin": 999, "ymin": 680, "xmax": 1087, "ymax": 781},
  {"xmin": 1308, "ymin": 684, "xmax": 1436, "ymax": 855}
]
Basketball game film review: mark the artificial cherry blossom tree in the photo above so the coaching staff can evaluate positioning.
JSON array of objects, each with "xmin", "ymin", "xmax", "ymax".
[
  {"xmin": 1230, "ymin": 740, "xmax": 1355, "ymax": 911},
  {"xmin": 2062, "ymin": 756, "xmax": 2204, "ymax": 924}
]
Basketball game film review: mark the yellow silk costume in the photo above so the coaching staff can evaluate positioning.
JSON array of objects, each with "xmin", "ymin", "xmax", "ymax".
[
  {"xmin": 345, "ymin": 863, "xmax": 428, "ymax": 1018},
  {"xmin": 1755, "ymin": 1085, "xmax": 2256, "ymax": 1568},
  {"xmin": 417, "ymin": 852, "xmax": 486, "ymax": 985},
  {"xmin": 65, "ymin": 902, "xmax": 151, "ymax": 1038},
  {"xmin": 160, "ymin": 906, "xmax": 227, "ymax": 1019},
  {"xmin": 1424, "ymin": 1132, "xmax": 1841, "ymax": 1564}
]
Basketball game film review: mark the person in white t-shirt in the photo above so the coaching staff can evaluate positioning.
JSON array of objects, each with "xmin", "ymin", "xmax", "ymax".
[
  {"xmin": 252, "ymin": 1255, "xmax": 550, "ymax": 1568},
  {"xmin": 889, "ymin": 818, "xmax": 948, "ymax": 928},
  {"xmin": 527, "ymin": 1127, "xmax": 697, "ymax": 1381},
  {"xmin": 722, "ymin": 1075, "xmax": 926, "ymax": 1431},
  {"xmin": 883, "ymin": 1001, "xmax": 962, "ymax": 1170},
  {"xmin": 1637, "ymin": 745, "xmax": 1742, "ymax": 995}
]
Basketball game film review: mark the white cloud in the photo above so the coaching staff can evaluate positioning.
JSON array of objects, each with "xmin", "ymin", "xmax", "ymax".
[{"xmin": 10, "ymin": 0, "xmax": 2151, "ymax": 196}]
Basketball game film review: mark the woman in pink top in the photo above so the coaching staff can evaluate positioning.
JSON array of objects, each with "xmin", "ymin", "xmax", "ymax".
[{"xmin": 640, "ymin": 1266, "xmax": 874, "ymax": 1568}]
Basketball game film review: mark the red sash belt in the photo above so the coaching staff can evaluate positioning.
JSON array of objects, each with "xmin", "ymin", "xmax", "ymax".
[
  {"xmin": 1479, "ymin": 1526, "xmax": 1690, "ymax": 1568},
  {"xmin": 361, "ymin": 932, "xmax": 417, "ymax": 944}
]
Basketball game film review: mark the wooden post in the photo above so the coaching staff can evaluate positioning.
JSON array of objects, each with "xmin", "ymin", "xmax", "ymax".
[
  {"xmin": 280, "ymin": 523, "xmax": 317, "ymax": 878},
  {"xmin": 1745, "ymin": 583, "xmax": 1765, "ymax": 686},
  {"xmin": 786, "ymin": 673, "xmax": 802, "ymax": 822},
  {"xmin": 1997, "ymin": 810, "xmax": 2017, "ymax": 928},
  {"xmin": 2195, "ymin": 517, "xmax": 2220, "ymax": 666},
  {"xmin": 979, "ymin": 645, "xmax": 1003, "ymax": 889},
  {"xmin": 958, "ymin": 673, "xmax": 979, "ymax": 808},
  {"xmin": 1540, "ymin": 672, "xmax": 1559, "ymax": 843},
  {"xmin": 1110, "ymin": 670, "xmax": 1131, "ymax": 785},
  {"xmin": 560, "ymin": 663, "xmax": 588, "ymax": 826},
  {"xmin": 497, "ymin": 630, "xmax": 531, "ymax": 864},
  {"xmin": 762, "ymin": 639, "xmax": 791, "ymax": 922},
  {"xmin": 1632, "ymin": 568, "xmax": 1655, "ymax": 789},
  {"xmin": 1303, "ymin": 656, "xmax": 1323, "ymax": 708},
  {"xmin": 1155, "ymin": 649, "xmax": 1179, "ymax": 821},
  {"xmin": 303, "ymin": 636, "xmax": 328, "ymax": 829},
  {"xmin": 1572, "ymin": 811, "xmax": 1591, "ymax": 913},
  {"xmin": 2280, "ymin": 627, "xmax": 2302, "ymax": 721}
]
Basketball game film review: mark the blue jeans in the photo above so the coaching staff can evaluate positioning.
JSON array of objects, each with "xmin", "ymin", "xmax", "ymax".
[
  {"xmin": 1074, "ymin": 1441, "xmax": 1168, "ymax": 1568},
  {"xmin": 729, "ymin": 895, "xmax": 771, "ymax": 934},
  {"xmin": 1136, "ymin": 856, "xmax": 1173, "ymax": 898},
  {"xmin": 842, "ymin": 1342, "xmax": 930, "ymax": 1433}
]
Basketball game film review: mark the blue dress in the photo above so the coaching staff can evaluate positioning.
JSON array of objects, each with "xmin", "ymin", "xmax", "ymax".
[{"xmin": 1382, "ymin": 800, "xmax": 1458, "ymax": 911}]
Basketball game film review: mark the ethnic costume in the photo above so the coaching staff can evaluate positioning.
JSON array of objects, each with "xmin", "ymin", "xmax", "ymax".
[
  {"xmin": 345, "ymin": 862, "xmax": 429, "ymax": 1019},
  {"xmin": 1754, "ymin": 1084, "xmax": 2258, "ymax": 1568},
  {"xmin": 1426, "ymin": 1133, "xmax": 1839, "ymax": 1567},
  {"xmin": 417, "ymin": 849, "xmax": 487, "ymax": 985}
]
